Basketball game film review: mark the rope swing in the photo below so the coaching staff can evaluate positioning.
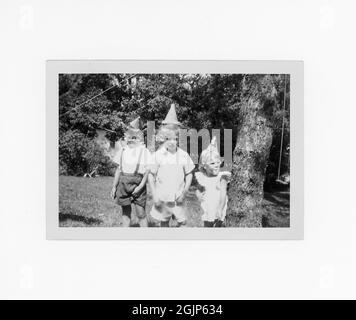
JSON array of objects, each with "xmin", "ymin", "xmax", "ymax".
[{"xmin": 276, "ymin": 74, "xmax": 287, "ymax": 184}]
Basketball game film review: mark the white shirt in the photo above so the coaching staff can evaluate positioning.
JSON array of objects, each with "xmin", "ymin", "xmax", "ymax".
[
  {"xmin": 150, "ymin": 147, "xmax": 195, "ymax": 202},
  {"xmin": 113, "ymin": 144, "xmax": 150, "ymax": 175}
]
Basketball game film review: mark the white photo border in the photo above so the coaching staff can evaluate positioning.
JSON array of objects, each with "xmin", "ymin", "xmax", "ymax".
[{"xmin": 47, "ymin": 60, "xmax": 304, "ymax": 240}]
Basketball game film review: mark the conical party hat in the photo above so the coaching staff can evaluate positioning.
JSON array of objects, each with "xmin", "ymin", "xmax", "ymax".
[
  {"xmin": 200, "ymin": 136, "xmax": 221, "ymax": 165},
  {"xmin": 162, "ymin": 104, "xmax": 180, "ymax": 125},
  {"xmin": 124, "ymin": 116, "xmax": 144, "ymax": 143},
  {"xmin": 128, "ymin": 116, "xmax": 142, "ymax": 130}
]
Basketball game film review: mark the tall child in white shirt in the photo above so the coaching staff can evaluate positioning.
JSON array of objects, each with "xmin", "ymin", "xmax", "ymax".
[
  {"xmin": 195, "ymin": 136, "xmax": 231, "ymax": 227},
  {"xmin": 111, "ymin": 117, "xmax": 150, "ymax": 227},
  {"xmin": 148, "ymin": 105, "xmax": 195, "ymax": 227}
]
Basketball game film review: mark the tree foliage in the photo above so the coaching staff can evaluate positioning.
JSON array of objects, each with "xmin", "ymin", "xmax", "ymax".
[{"xmin": 59, "ymin": 73, "xmax": 289, "ymax": 181}]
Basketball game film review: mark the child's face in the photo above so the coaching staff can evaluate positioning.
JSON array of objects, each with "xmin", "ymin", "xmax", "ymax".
[
  {"xmin": 163, "ymin": 131, "xmax": 178, "ymax": 152},
  {"xmin": 204, "ymin": 158, "xmax": 221, "ymax": 176},
  {"xmin": 124, "ymin": 131, "xmax": 142, "ymax": 148}
]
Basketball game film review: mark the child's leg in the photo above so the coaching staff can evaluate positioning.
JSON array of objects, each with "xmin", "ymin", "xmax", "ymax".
[
  {"xmin": 160, "ymin": 220, "xmax": 170, "ymax": 227},
  {"xmin": 134, "ymin": 204, "xmax": 148, "ymax": 227},
  {"xmin": 204, "ymin": 221, "xmax": 214, "ymax": 227},
  {"xmin": 172, "ymin": 204, "xmax": 186, "ymax": 227},
  {"xmin": 149, "ymin": 203, "xmax": 170, "ymax": 227},
  {"xmin": 214, "ymin": 219, "xmax": 224, "ymax": 227},
  {"xmin": 121, "ymin": 205, "xmax": 132, "ymax": 227},
  {"xmin": 176, "ymin": 221, "xmax": 186, "ymax": 227}
]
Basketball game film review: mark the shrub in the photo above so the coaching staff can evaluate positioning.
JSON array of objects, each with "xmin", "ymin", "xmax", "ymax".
[{"xmin": 59, "ymin": 130, "xmax": 115, "ymax": 176}]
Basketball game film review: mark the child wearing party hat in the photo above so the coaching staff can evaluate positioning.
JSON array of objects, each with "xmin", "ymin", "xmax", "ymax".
[
  {"xmin": 148, "ymin": 104, "xmax": 195, "ymax": 227},
  {"xmin": 111, "ymin": 116, "xmax": 150, "ymax": 227},
  {"xmin": 195, "ymin": 136, "xmax": 231, "ymax": 227}
]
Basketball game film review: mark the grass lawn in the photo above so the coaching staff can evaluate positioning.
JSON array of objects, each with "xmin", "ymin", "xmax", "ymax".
[{"xmin": 59, "ymin": 176, "xmax": 289, "ymax": 227}]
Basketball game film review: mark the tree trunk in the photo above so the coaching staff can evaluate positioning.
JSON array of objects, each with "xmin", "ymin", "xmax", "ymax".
[{"xmin": 226, "ymin": 98, "xmax": 273, "ymax": 227}]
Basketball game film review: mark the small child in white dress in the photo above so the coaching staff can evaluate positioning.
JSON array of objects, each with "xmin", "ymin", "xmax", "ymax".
[{"xmin": 195, "ymin": 136, "xmax": 231, "ymax": 227}]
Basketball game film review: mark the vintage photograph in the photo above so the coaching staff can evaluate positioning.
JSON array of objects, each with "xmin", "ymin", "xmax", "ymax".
[{"xmin": 58, "ymin": 72, "xmax": 290, "ymax": 228}]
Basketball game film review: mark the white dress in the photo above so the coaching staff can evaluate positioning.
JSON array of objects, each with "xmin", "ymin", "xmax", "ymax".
[{"xmin": 195, "ymin": 171, "xmax": 231, "ymax": 222}]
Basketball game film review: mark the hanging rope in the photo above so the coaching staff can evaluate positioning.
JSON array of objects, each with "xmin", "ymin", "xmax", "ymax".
[{"xmin": 277, "ymin": 74, "xmax": 287, "ymax": 182}]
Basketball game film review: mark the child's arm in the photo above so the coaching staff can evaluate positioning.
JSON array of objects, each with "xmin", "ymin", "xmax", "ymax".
[
  {"xmin": 193, "ymin": 173, "xmax": 205, "ymax": 202},
  {"xmin": 195, "ymin": 188, "xmax": 204, "ymax": 202},
  {"xmin": 217, "ymin": 178, "xmax": 228, "ymax": 219},
  {"xmin": 184, "ymin": 172, "xmax": 193, "ymax": 193},
  {"xmin": 132, "ymin": 170, "xmax": 149, "ymax": 195},
  {"xmin": 111, "ymin": 166, "xmax": 121, "ymax": 200},
  {"xmin": 148, "ymin": 172, "xmax": 159, "ymax": 204},
  {"xmin": 176, "ymin": 153, "xmax": 196, "ymax": 204},
  {"xmin": 176, "ymin": 172, "xmax": 193, "ymax": 204},
  {"xmin": 147, "ymin": 151, "xmax": 159, "ymax": 203}
]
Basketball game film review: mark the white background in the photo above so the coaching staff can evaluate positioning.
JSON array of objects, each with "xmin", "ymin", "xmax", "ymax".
[{"xmin": 0, "ymin": 0, "xmax": 355, "ymax": 299}]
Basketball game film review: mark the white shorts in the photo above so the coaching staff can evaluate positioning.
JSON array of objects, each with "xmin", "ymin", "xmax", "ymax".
[{"xmin": 150, "ymin": 201, "xmax": 186, "ymax": 223}]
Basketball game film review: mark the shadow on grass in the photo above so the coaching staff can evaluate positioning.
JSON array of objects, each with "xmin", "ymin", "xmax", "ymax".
[
  {"xmin": 264, "ymin": 191, "xmax": 289, "ymax": 207},
  {"xmin": 59, "ymin": 211, "xmax": 103, "ymax": 225},
  {"xmin": 262, "ymin": 191, "xmax": 290, "ymax": 228},
  {"xmin": 261, "ymin": 215, "xmax": 270, "ymax": 227}
]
